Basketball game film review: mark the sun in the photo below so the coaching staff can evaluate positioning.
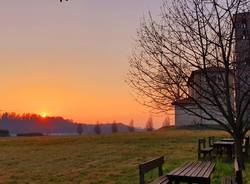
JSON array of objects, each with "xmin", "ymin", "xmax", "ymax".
[{"xmin": 40, "ymin": 113, "xmax": 47, "ymax": 118}]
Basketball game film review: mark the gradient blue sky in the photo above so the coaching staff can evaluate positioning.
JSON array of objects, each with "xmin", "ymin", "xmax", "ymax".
[{"xmin": 0, "ymin": 0, "xmax": 170, "ymax": 128}]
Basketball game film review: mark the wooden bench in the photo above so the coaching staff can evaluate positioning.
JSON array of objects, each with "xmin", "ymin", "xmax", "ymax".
[
  {"xmin": 221, "ymin": 158, "xmax": 242, "ymax": 184},
  {"xmin": 139, "ymin": 156, "xmax": 169, "ymax": 184},
  {"xmin": 198, "ymin": 138, "xmax": 213, "ymax": 159}
]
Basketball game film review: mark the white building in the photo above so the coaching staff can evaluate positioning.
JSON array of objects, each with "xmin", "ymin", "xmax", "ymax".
[
  {"xmin": 173, "ymin": 12, "xmax": 250, "ymax": 127},
  {"xmin": 173, "ymin": 67, "xmax": 233, "ymax": 126}
]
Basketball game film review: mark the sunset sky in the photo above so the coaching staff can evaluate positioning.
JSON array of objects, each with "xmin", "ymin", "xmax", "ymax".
[{"xmin": 0, "ymin": 0, "xmax": 171, "ymax": 128}]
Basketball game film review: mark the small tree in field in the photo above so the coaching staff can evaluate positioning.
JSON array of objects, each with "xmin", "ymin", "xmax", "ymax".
[
  {"xmin": 94, "ymin": 121, "xmax": 101, "ymax": 135},
  {"xmin": 162, "ymin": 117, "xmax": 171, "ymax": 128},
  {"xmin": 145, "ymin": 117, "xmax": 154, "ymax": 131},
  {"xmin": 129, "ymin": 119, "xmax": 135, "ymax": 132},
  {"xmin": 128, "ymin": 0, "xmax": 250, "ymax": 181},
  {"xmin": 112, "ymin": 121, "xmax": 118, "ymax": 133},
  {"xmin": 76, "ymin": 123, "xmax": 83, "ymax": 135}
]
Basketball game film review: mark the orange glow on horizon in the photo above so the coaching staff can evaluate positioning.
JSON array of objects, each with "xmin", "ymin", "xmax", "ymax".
[{"xmin": 0, "ymin": 0, "xmax": 167, "ymax": 128}]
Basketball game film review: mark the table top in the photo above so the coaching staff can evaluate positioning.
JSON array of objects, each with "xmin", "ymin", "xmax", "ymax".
[
  {"xmin": 167, "ymin": 161, "xmax": 215, "ymax": 182},
  {"xmin": 221, "ymin": 138, "xmax": 234, "ymax": 142},
  {"xmin": 214, "ymin": 141, "xmax": 235, "ymax": 145}
]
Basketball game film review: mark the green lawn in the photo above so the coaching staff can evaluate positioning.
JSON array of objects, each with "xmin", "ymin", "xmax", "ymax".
[{"xmin": 0, "ymin": 129, "xmax": 249, "ymax": 184}]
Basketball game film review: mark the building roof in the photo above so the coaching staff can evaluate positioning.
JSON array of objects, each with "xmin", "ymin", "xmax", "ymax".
[
  {"xmin": 172, "ymin": 98, "xmax": 195, "ymax": 105},
  {"xmin": 187, "ymin": 67, "xmax": 228, "ymax": 86}
]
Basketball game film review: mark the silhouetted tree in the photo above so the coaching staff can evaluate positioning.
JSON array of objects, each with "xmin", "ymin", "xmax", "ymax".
[
  {"xmin": 76, "ymin": 124, "xmax": 83, "ymax": 135},
  {"xmin": 111, "ymin": 121, "xmax": 118, "ymax": 133},
  {"xmin": 129, "ymin": 119, "xmax": 135, "ymax": 132},
  {"xmin": 145, "ymin": 117, "xmax": 153, "ymax": 131},
  {"xmin": 127, "ymin": 0, "xmax": 250, "ymax": 181},
  {"xmin": 94, "ymin": 121, "xmax": 101, "ymax": 135},
  {"xmin": 162, "ymin": 117, "xmax": 171, "ymax": 128}
]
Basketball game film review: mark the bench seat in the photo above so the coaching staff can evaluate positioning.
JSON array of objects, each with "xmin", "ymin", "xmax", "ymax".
[
  {"xmin": 221, "ymin": 158, "xmax": 241, "ymax": 184},
  {"xmin": 149, "ymin": 175, "xmax": 169, "ymax": 184},
  {"xmin": 221, "ymin": 176, "xmax": 236, "ymax": 184}
]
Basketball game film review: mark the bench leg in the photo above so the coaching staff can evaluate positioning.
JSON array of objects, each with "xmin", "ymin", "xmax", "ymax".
[{"xmin": 204, "ymin": 178, "xmax": 210, "ymax": 184}]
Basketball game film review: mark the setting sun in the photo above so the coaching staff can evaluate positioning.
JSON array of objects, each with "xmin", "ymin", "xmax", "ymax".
[{"xmin": 41, "ymin": 113, "xmax": 47, "ymax": 118}]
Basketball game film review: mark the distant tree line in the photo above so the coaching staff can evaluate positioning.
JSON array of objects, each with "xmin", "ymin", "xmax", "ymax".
[
  {"xmin": 0, "ymin": 112, "xmax": 138, "ymax": 135},
  {"xmin": 1, "ymin": 112, "xmax": 77, "ymax": 134}
]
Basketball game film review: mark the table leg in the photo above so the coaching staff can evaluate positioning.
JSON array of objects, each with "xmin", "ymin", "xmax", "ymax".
[
  {"xmin": 169, "ymin": 179, "xmax": 174, "ymax": 184},
  {"xmin": 203, "ymin": 178, "xmax": 210, "ymax": 184},
  {"xmin": 227, "ymin": 146, "xmax": 233, "ymax": 160}
]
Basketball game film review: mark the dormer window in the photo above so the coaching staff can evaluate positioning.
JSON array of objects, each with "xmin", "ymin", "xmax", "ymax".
[
  {"xmin": 242, "ymin": 18, "xmax": 247, "ymax": 28},
  {"xmin": 242, "ymin": 29, "xmax": 247, "ymax": 40},
  {"xmin": 217, "ymin": 76, "xmax": 222, "ymax": 83}
]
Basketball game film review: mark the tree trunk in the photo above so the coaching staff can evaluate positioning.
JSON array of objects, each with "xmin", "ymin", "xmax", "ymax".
[{"xmin": 235, "ymin": 137, "xmax": 244, "ymax": 184}]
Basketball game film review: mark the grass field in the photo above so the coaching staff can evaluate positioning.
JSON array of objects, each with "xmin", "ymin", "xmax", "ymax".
[{"xmin": 0, "ymin": 129, "xmax": 249, "ymax": 184}]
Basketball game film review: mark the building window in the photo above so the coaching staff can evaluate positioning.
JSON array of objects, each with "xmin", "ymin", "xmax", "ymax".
[{"xmin": 217, "ymin": 76, "xmax": 222, "ymax": 82}]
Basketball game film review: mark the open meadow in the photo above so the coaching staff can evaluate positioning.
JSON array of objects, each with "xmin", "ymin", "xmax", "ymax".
[{"xmin": 0, "ymin": 129, "xmax": 249, "ymax": 184}]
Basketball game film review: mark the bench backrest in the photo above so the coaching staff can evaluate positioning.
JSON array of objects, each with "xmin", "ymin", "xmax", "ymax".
[
  {"xmin": 234, "ymin": 158, "xmax": 242, "ymax": 184},
  {"xmin": 208, "ymin": 136, "xmax": 215, "ymax": 147},
  {"xmin": 198, "ymin": 138, "xmax": 206, "ymax": 150},
  {"xmin": 139, "ymin": 156, "xmax": 164, "ymax": 184}
]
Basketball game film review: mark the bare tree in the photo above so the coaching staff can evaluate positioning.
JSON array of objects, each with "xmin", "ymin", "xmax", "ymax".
[
  {"xmin": 162, "ymin": 116, "xmax": 171, "ymax": 128},
  {"xmin": 129, "ymin": 119, "xmax": 135, "ymax": 132},
  {"xmin": 128, "ymin": 0, "xmax": 250, "ymax": 181},
  {"xmin": 145, "ymin": 117, "xmax": 154, "ymax": 131},
  {"xmin": 112, "ymin": 121, "xmax": 118, "ymax": 133},
  {"xmin": 76, "ymin": 123, "xmax": 83, "ymax": 135},
  {"xmin": 94, "ymin": 121, "xmax": 101, "ymax": 135}
]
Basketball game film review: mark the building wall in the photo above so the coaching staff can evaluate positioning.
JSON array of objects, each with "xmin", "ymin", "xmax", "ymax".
[
  {"xmin": 175, "ymin": 13, "xmax": 250, "ymax": 127},
  {"xmin": 235, "ymin": 13, "xmax": 250, "ymax": 121},
  {"xmin": 175, "ymin": 105, "xmax": 226, "ymax": 127},
  {"xmin": 175, "ymin": 105, "xmax": 200, "ymax": 126}
]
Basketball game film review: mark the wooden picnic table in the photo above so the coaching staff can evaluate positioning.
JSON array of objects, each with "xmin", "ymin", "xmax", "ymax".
[
  {"xmin": 166, "ymin": 161, "xmax": 215, "ymax": 184},
  {"xmin": 213, "ymin": 141, "xmax": 235, "ymax": 159}
]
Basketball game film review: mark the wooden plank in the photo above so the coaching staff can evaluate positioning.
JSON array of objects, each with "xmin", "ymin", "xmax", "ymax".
[
  {"xmin": 197, "ymin": 161, "xmax": 213, "ymax": 178},
  {"xmin": 203, "ymin": 162, "xmax": 216, "ymax": 178},
  {"xmin": 221, "ymin": 176, "xmax": 234, "ymax": 184},
  {"xmin": 167, "ymin": 162, "xmax": 193, "ymax": 176},
  {"xmin": 149, "ymin": 175, "xmax": 169, "ymax": 184},
  {"xmin": 184, "ymin": 161, "xmax": 203, "ymax": 176},
  {"xmin": 214, "ymin": 141, "xmax": 235, "ymax": 145},
  {"xmin": 178, "ymin": 161, "xmax": 200, "ymax": 176},
  {"xmin": 189, "ymin": 161, "xmax": 209, "ymax": 177},
  {"xmin": 139, "ymin": 156, "xmax": 164, "ymax": 173}
]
